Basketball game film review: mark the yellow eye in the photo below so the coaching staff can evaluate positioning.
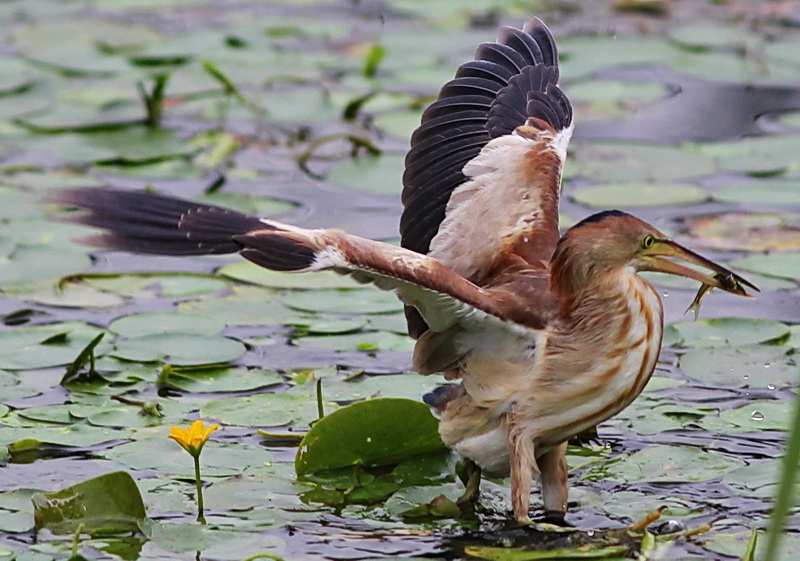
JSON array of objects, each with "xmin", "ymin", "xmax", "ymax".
[{"xmin": 641, "ymin": 235, "xmax": 655, "ymax": 249}]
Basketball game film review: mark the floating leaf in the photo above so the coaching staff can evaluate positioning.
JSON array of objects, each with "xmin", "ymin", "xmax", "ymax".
[
  {"xmin": 296, "ymin": 397, "xmax": 445, "ymax": 476},
  {"xmin": 584, "ymin": 445, "xmax": 744, "ymax": 483},
  {"xmin": 572, "ymin": 142, "xmax": 715, "ymax": 182},
  {"xmin": 679, "ymin": 345, "xmax": 796, "ymax": 387},
  {"xmin": 281, "ymin": 290, "xmax": 401, "ymax": 315},
  {"xmin": 572, "ymin": 182, "xmax": 708, "ymax": 208},
  {"xmin": 670, "ymin": 318, "xmax": 789, "ymax": 348},
  {"xmin": 219, "ymin": 262, "xmax": 362, "ymax": 290},
  {"xmin": 164, "ymin": 367, "xmax": 283, "ymax": 393},
  {"xmin": 32, "ymin": 471, "xmax": 146, "ymax": 534},
  {"xmin": 201, "ymin": 392, "xmax": 323, "ymax": 428},
  {"xmin": 719, "ymin": 401, "xmax": 792, "ymax": 432},
  {"xmin": 111, "ymin": 333, "xmax": 245, "ymax": 366},
  {"xmin": 109, "ymin": 312, "xmax": 226, "ymax": 337},
  {"xmin": 731, "ymin": 252, "xmax": 800, "ymax": 280}
]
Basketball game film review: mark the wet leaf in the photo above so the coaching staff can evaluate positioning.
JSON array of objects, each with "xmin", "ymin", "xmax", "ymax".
[
  {"xmin": 111, "ymin": 333, "xmax": 245, "ymax": 365},
  {"xmin": 281, "ymin": 290, "xmax": 401, "ymax": 315},
  {"xmin": 201, "ymin": 392, "xmax": 323, "ymax": 427},
  {"xmin": 572, "ymin": 142, "xmax": 715, "ymax": 182},
  {"xmin": 109, "ymin": 311, "xmax": 226, "ymax": 337},
  {"xmin": 670, "ymin": 318, "xmax": 789, "ymax": 348},
  {"xmin": 296, "ymin": 398, "xmax": 445, "ymax": 476},
  {"xmin": 219, "ymin": 262, "xmax": 362, "ymax": 290},
  {"xmin": 571, "ymin": 182, "xmax": 708, "ymax": 208},
  {"xmin": 105, "ymin": 439, "xmax": 274, "ymax": 478},
  {"xmin": 32, "ymin": 471, "xmax": 146, "ymax": 534},
  {"xmin": 719, "ymin": 401, "xmax": 792, "ymax": 432},
  {"xmin": 731, "ymin": 252, "xmax": 800, "ymax": 280},
  {"xmin": 163, "ymin": 367, "xmax": 283, "ymax": 393},
  {"xmin": 584, "ymin": 445, "xmax": 744, "ymax": 483},
  {"xmin": 679, "ymin": 345, "xmax": 796, "ymax": 387}
]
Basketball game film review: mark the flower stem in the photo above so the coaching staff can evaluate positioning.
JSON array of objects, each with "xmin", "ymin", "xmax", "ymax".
[{"xmin": 194, "ymin": 454, "xmax": 206, "ymax": 524}]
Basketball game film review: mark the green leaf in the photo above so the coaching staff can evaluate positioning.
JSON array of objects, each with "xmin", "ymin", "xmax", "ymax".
[
  {"xmin": 111, "ymin": 333, "xmax": 245, "ymax": 365},
  {"xmin": 670, "ymin": 318, "xmax": 789, "ymax": 348},
  {"xmin": 295, "ymin": 397, "xmax": 445, "ymax": 476},
  {"xmin": 583, "ymin": 445, "xmax": 744, "ymax": 483},
  {"xmin": 571, "ymin": 182, "xmax": 708, "ymax": 208},
  {"xmin": 32, "ymin": 471, "xmax": 146, "ymax": 534},
  {"xmin": 679, "ymin": 345, "xmax": 796, "ymax": 387},
  {"xmin": 109, "ymin": 312, "xmax": 226, "ymax": 337}
]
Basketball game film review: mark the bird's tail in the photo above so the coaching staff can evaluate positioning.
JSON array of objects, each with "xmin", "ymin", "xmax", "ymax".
[{"xmin": 51, "ymin": 187, "xmax": 315, "ymax": 271}]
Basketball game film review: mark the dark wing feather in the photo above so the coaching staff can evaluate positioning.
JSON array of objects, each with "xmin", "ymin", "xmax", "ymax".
[{"xmin": 399, "ymin": 17, "xmax": 573, "ymax": 338}]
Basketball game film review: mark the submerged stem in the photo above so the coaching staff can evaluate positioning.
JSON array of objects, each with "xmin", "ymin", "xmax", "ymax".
[{"xmin": 194, "ymin": 454, "xmax": 206, "ymax": 524}]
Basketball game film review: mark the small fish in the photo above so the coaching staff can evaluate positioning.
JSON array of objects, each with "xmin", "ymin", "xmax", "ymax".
[
  {"xmin": 685, "ymin": 272, "xmax": 742, "ymax": 320},
  {"xmin": 686, "ymin": 282, "xmax": 714, "ymax": 320}
]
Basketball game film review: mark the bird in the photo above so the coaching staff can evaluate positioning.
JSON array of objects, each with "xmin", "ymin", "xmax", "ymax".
[{"xmin": 52, "ymin": 17, "xmax": 756, "ymax": 524}]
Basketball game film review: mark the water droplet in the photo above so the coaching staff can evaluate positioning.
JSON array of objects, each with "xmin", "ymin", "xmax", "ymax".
[
  {"xmin": 767, "ymin": 384, "xmax": 776, "ymax": 390},
  {"xmin": 743, "ymin": 375, "xmax": 749, "ymax": 381},
  {"xmin": 655, "ymin": 519, "xmax": 687, "ymax": 535},
  {"xmin": 662, "ymin": 290, "xmax": 669, "ymax": 298},
  {"xmin": 751, "ymin": 411, "xmax": 764, "ymax": 421},
  {"xmin": 586, "ymin": 530, "xmax": 595, "ymax": 537},
  {"xmin": 730, "ymin": 367, "xmax": 735, "ymax": 372},
  {"xmin": 366, "ymin": 436, "xmax": 372, "ymax": 443},
  {"xmin": 764, "ymin": 362, "xmax": 771, "ymax": 368}
]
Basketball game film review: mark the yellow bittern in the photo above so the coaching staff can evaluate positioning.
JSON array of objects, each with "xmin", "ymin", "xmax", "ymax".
[{"xmin": 54, "ymin": 18, "xmax": 755, "ymax": 523}]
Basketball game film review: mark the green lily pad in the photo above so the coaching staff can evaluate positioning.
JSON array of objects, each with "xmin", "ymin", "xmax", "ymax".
[
  {"xmin": 218, "ymin": 262, "xmax": 362, "ymax": 290},
  {"xmin": 714, "ymin": 180, "xmax": 800, "ymax": 206},
  {"xmin": 164, "ymin": 367, "xmax": 283, "ymax": 393},
  {"xmin": 111, "ymin": 333, "xmax": 245, "ymax": 365},
  {"xmin": 328, "ymin": 152, "xmax": 406, "ymax": 195},
  {"xmin": 0, "ymin": 245, "xmax": 92, "ymax": 289},
  {"xmin": 670, "ymin": 318, "xmax": 789, "ymax": 348},
  {"xmin": 571, "ymin": 182, "xmax": 708, "ymax": 208},
  {"xmin": 105, "ymin": 438, "xmax": 274, "ymax": 478},
  {"xmin": 109, "ymin": 312, "xmax": 226, "ymax": 337},
  {"xmin": 719, "ymin": 400, "xmax": 792, "ymax": 432},
  {"xmin": 32, "ymin": 471, "xmax": 146, "ymax": 534},
  {"xmin": 583, "ymin": 445, "xmax": 745, "ymax": 483},
  {"xmin": 201, "ymin": 392, "xmax": 323, "ymax": 428},
  {"xmin": 296, "ymin": 397, "xmax": 445, "ymax": 476},
  {"xmin": 280, "ymin": 289, "xmax": 401, "ymax": 315},
  {"xmin": 294, "ymin": 330, "xmax": 415, "ymax": 353},
  {"xmin": 668, "ymin": 22, "xmax": 760, "ymax": 50},
  {"xmin": 731, "ymin": 252, "xmax": 800, "ymax": 280},
  {"xmin": 572, "ymin": 142, "xmax": 715, "ymax": 182},
  {"xmin": 679, "ymin": 345, "xmax": 796, "ymax": 387},
  {"xmin": 0, "ymin": 425, "xmax": 125, "ymax": 448}
]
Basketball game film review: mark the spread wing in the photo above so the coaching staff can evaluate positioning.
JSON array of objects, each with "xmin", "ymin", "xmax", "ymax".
[
  {"xmin": 400, "ymin": 17, "xmax": 573, "ymax": 337},
  {"xmin": 53, "ymin": 188, "xmax": 546, "ymax": 371}
]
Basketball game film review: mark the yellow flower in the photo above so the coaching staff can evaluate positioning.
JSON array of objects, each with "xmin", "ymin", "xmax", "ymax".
[{"xmin": 168, "ymin": 420, "xmax": 219, "ymax": 456}]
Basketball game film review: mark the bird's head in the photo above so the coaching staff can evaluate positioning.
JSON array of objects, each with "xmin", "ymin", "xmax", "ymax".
[{"xmin": 551, "ymin": 210, "xmax": 757, "ymax": 299}]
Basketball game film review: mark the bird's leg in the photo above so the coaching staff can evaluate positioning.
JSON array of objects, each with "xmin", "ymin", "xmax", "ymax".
[
  {"xmin": 538, "ymin": 441, "xmax": 569, "ymax": 525},
  {"xmin": 456, "ymin": 458, "xmax": 482, "ymax": 507},
  {"xmin": 509, "ymin": 410, "xmax": 537, "ymax": 522}
]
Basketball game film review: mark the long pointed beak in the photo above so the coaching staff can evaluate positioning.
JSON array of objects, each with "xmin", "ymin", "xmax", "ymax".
[{"xmin": 641, "ymin": 240, "xmax": 758, "ymax": 297}]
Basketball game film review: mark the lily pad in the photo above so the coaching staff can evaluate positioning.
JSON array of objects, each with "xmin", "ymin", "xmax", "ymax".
[
  {"xmin": 163, "ymin": 367, "xmax": 283, "ymax": 393},
  {"xmin": 583, "ymin": 445, "xmax": 744, "ymax": 483},
  {"xmin": 111, "ymin": 333, "xmax": 245, "ymax": 365},
  {"xmin": 32, "ymin": 471, "xmax": 146, "ymax": 534},
  {"xmin": 218, "ymin": 262, "xmax": 362, "ymax": 290},
  {"xmin": 679, "ymin": 345, "xmax": 796, "ymax": 387},
  {"xmin": 296, "ymin": 397, "xmax": 445, "ymax": 476},
  {"xmin": 670, "ymin": 318, "xmax": 789, "ymax": 348},
  {"xmin": 109, "ymin": 311, "xmax": 226, "ymax": 337},
  {"xmin": 719, "ymin": 400, "xmax": 792, "ymax": 432},
  {"xmin": 731, "ymin": 252, "xmax": 800, "ymax": 280},
  {"xmin": 201, "ymin": 392, "xmax": 323, "ymax": 428},
  {"xmin": 281, "ymin": 290, "xmax": 401, "ymax": 315},
  {"xmin": 571, "ymin": 182, "xmax": 708, "ymax": 208},
  {"xmin": 572, "ymin": 142, "xmax": 715, "ymax": 182}
]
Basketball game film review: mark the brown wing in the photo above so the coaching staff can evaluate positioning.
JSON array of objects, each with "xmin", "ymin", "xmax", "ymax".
[
  {"xmin": 400, "ymin": 17, "xmax": 573, "ymax": 336},
  {"xmin": 53, "ymin": 187, "xmax": 548, "ymax": 366}
]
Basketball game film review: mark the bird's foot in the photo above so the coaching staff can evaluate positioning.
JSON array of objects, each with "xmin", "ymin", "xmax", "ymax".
[{"xmin": 456, "ymin": 459, "xmax": 482, "ymax": 517}]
